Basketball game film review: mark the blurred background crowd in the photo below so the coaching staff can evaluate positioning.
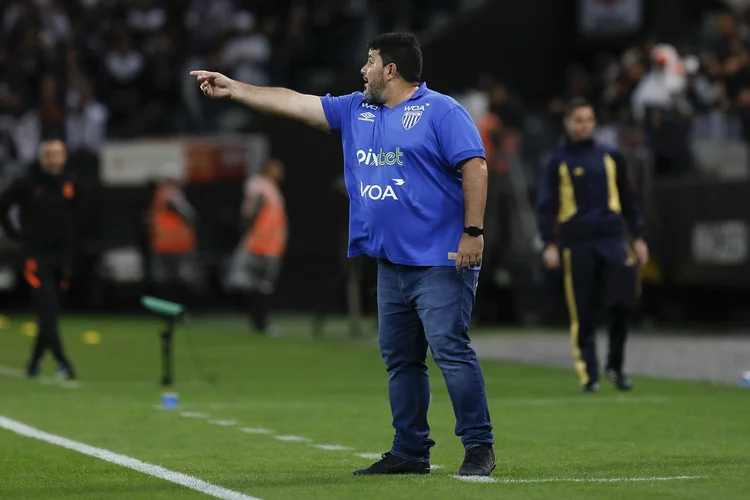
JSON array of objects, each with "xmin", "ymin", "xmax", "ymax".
[
  {"xmin": 0, "ymin": 0, "xmax": 470, "ymax": 176},
  {"xmin": 0, "ymin": 0, "xmax": 748, "ymax": 327}
]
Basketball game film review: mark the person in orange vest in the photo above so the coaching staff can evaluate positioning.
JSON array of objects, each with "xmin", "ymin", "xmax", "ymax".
[
  {"xmin": 226, "ymin": 159, "xmax": 287, "ymax": 335},
  {"xmin": 147, "ymin": 176, "xmax": 197, "ymax": 302}
]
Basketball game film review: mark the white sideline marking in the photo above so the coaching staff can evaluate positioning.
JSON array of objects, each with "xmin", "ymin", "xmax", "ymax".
[
  {"xmin": 180, "ymin": 412, "xmax": 209, "ymax": 419},
  {"xmin": 382, "ymin": 396, "xmax": 672, "ymax": 410},
  {"xmin": 501, "ymin": 396, "xmax": 672, "ymax": 406},
  {"xmin": 209, "ymin": 420, "xmax": 237, "ymax": 427},
  {"xmin": 0, "ymin": 416, "xmax": 262, "ymax": 500},
  {"xmin": 384, "ymin": 396, "xmax": 673, "ymax": 408},
  {"xmin": 430, "ymin": 465, "xmax": 444, "ymax": 470},
  {"xmin": 274, "ymin": 435, "xmax": 311, "ymax": 442},
  {"xmin": 454, "ymin": 476, "xmax": 495, "ymax": 483},
  {"xmin": 453, "ymin": 475, "xmax": 704, "ymax": 484},
  {"xmin": 0, "ymin": 364, "xmax": 79, "ymax": 389},
  {"xmin": 311, "ymin": 444, "xmax": 352, "ymax": 451},
  {"xmin": 239, "ymin": 427, "xmax": 274, "ymax": 435}
]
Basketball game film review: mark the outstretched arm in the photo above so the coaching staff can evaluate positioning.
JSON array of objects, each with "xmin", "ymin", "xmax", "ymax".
[{"xmin": 190, "ymin": 70, "xmax": 331, "ymax": 132}]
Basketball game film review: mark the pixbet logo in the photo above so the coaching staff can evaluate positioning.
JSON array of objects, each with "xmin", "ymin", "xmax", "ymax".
[
  {"xmin": 359, "ymin": 180, "xmax": 404, "ymax": 200},
  {"xmin": 356, "ymin": 148, "xmax": 404, "ymax": 166}
]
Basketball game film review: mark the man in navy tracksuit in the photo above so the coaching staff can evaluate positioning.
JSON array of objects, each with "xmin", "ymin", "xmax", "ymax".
[{"xmin": 536, "ymin": 98, "xmax": 649, "ymax": 393}]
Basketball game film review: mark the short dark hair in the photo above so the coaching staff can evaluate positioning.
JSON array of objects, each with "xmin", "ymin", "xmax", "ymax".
[
  {"xmin": 368, "ymin": 32, "xmax": 423, "ymax": 83},
  {"xmin": 564, "ymin": 97, "xmax": 594, "ymax": 118}
]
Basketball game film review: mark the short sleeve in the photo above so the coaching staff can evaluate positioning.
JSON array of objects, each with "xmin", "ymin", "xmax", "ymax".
[
  {"xmin": 320, "ymin": 92, "xmax": 357, "ymax": 133},
  {"xmin": 436, "ymin": 106, "xmax": 486, "ymax": 168}
]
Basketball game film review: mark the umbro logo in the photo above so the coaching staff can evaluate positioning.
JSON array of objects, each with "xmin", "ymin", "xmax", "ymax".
[{"xmin": 358, "ymin": 112, "xmax": 376, "ymax": 122}]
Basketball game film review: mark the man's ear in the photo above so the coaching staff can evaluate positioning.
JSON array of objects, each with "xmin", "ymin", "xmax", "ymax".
[{"xmin": 386, "ymin": 63, "xmax": 398, "ymax": 80}]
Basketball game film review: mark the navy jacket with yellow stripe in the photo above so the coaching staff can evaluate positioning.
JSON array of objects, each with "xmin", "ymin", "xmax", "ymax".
[{"xmin": 536, "ymin": 138, "xmax": 644, "ymax": 247}]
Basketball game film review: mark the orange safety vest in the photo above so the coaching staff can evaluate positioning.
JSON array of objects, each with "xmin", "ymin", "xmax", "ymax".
[
  {"xmin": 149, "ymin": 185, "xmax": 196, "ymax": 254},
  {"xmin": 478, "ymin": 112, "xmax": 521, "ymax": 175},
  {"xmin": 242, "ymin": 177, "xmax": 287, "ymax": 257},
  {"xmin": 477, "ymin": 112, "xmax": 506, "ymax": 174}
]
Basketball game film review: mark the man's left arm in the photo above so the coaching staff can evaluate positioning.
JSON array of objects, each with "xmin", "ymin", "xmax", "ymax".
[
  {"xmin": 61, "ymin": 180, "xmax": 80, "ymax": 288},
  {"xmin": 437, "ymin": 106, "xmax": 488, "ymax": 271},
  {"xmin": 166, "ymin": 192, "xmax": 198, "ymax": 225},
  {"xmin": 240, "ymin": 192, "xmax": 265, "ymax": 233},
  {"xmin": 613, "ymin": 151, "xmax": 649, "ymax": 265},
  {"xmin": 459, "ymin": 157, "xmax": 487, "ymax": 231}
]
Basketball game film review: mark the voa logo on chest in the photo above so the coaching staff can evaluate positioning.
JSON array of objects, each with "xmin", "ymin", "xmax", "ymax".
[
  {"xmin": 360, "ymin": 179, "xmax": 405, "ymax": 201},
  {"xmin": 402, "ymin": 104, "xmax": 426, "ymax": 130}
]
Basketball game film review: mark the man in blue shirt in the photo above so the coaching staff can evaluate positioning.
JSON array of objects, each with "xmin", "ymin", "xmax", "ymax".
[{"xmin": 191, "ymin": 32, "xmax": 495, "ymax": 477}]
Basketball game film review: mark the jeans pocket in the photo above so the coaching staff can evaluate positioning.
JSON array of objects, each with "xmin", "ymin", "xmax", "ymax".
[{"xmin": 462, "ymin": 269, "xmax": 480, "ymax": 309}]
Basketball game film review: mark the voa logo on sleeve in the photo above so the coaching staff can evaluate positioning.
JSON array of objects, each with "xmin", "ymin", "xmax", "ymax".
[{"xmin": 360, "ymin": 179, "xmax": 405, "ymax": 200}]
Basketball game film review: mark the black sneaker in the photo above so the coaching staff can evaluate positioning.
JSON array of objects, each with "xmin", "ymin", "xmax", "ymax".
[
  {"xmin": 353, "ymin": 452, "xmax": 430, "ymax": 476},
  {"xmin": 605, "ymin": 368, "xmax": 633, "ymax": 391},
  {"xmin": 458, "ymin": 444, "xmax": 495, "ymax": 476},
  {"xmin": 26, "ymin": 364, "xmax": 40, "ymax": 378},
  {"xmin": 581, "ymin": 380, "xmax": 599, "ymax": 393}
]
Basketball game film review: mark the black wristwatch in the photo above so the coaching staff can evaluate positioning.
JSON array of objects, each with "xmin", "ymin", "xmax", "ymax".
[{"xmin": 463, "ymin": 226, "xmax": 483, "ymax": 237}]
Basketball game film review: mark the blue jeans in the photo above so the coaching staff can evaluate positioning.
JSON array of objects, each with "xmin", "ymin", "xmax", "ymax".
[{"xmin": 377, "ymin": 259, "xmax": 494, "ymax": 463}]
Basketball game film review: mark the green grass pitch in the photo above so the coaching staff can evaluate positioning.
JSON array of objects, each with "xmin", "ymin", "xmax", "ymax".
[{"xmin": 0, "ymin": 314, "xmax": 748, "ymax": 499}]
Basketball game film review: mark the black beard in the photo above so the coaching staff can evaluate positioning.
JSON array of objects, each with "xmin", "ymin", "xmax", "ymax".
[{"xmin": 364, "ymin": 86, "xmax": 385, "ymax": 104}]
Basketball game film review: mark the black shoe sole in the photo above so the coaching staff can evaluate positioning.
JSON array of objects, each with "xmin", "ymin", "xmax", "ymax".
[
  {"xmin": 354, "ymin": 469, "xmax": 430, "ymax": 476},
  {"xmin": 605, "ymin": 370, "xmax": 633, "ymax": 391},
  {"xmin": 354, "ymin": 464, "xmax": 431, "ymax": 476},
  {"xmin": 458, "ymin": 464, "xmax": 496, "ymax": 477}
]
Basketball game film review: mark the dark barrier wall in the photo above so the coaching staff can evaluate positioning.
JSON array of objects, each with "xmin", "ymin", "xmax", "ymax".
[
  {"xmin": 421, "ymin": 0, "xmax": 572, "ymax": 101},
  {"xmin": 656, "ymin": 179, "xmax": 750, "ymax": 288}
]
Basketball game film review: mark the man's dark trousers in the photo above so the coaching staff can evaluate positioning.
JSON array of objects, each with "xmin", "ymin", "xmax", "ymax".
[
  {"xmin": 24, "ymin": 253, "xmax": 73, "ymax": 372},
  {"xmin": 561, "ymin": 237, "xmax": 638, "ymax": 385},
  {"xmin": 377, "ymin": 259, "xmax": 494, "ymax": 463}
]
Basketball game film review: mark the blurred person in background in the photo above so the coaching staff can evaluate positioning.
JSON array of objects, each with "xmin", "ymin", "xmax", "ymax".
[
  {"xmin": 0, "ymin": 139, "xmax": 77, "ymax": 380},
  {"xmin": 65, "ymin": 74, "xmax": 108, "ymax": 181},
  {"xmin": 226, "ymin": 158, "xmax": 287, "ymax": 336},
  {"xmin": 220, "ymin": 10, "xmax": 272, "ymax": 88},
  {"xmin": 631, "ymin": 44, "xmax": 694, "ymax": 175},
  {"xmin": 146, "ymin": 175, "xmax": 197, "ymax": 304},
  {"xmin": 102, "ymin": 28, "xmax": 145, "ymax": 138},
  {"xmin": 536, "ymin": 98, "xmax": 648, "ymax": 394}
]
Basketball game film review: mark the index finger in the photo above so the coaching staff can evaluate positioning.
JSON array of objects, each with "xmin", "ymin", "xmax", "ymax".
[{"xmin": 189, "ymin": 70, "xmax": 213, "ymax": 81}]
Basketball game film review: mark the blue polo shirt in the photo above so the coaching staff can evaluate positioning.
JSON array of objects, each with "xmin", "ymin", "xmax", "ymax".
[{"xmin": 320, "ymin": 82, "xmax": 485, "ymax": 266}]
